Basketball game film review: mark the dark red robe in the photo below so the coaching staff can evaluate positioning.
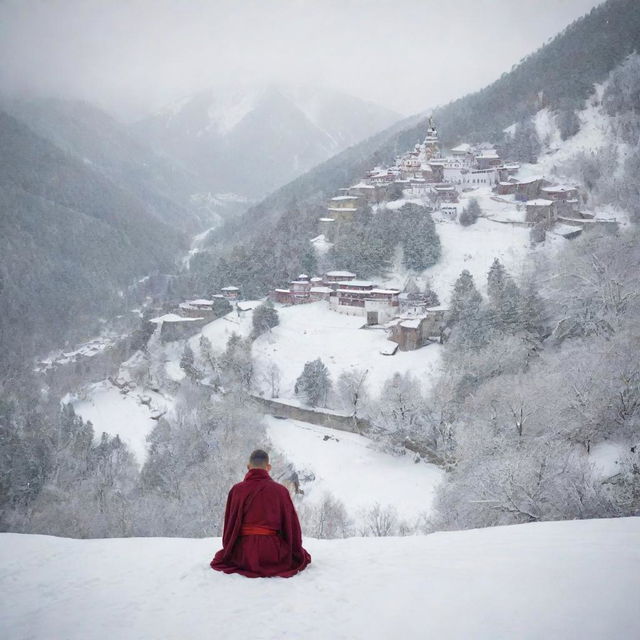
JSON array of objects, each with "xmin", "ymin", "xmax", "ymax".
[{"xmin": 210, "ymin": 468, "xmax": 311, "ymax": 578}]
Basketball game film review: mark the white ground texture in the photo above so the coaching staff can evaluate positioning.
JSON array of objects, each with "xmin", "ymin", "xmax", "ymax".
[
  {"xmin": 266, "ymin": 417, "xmax": 442, "ymax": 523},
  {"xmin": 2, "ymin": 517, "xmax": 639, "ymax": 640},
  {"xmin": 252, "ymin": 301, "xmax": 442, "ymax": 398}
]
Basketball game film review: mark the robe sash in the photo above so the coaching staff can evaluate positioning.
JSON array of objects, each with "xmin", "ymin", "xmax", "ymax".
[{"xmin": 240, "ymin": 524, "xmax": 279, "ymax": 536}]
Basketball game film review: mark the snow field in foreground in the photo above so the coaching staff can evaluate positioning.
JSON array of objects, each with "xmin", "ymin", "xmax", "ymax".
[
  {"xmin": 1, "ymin": 517, "xmax": 639, "ymax": 640},
  {"xmin": 266, "ymin": 416, "xmax": 443, "ymax": 522}
]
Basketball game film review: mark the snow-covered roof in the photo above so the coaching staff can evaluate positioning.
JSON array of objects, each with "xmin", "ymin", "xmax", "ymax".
[
  {"xmin": 526, "ymin": 199, "xmax": 554, "ymax": 206},
  {"xmin": 327, "ymin": 207, "xmax": 358, "ymax": 213},
  {"xmin": 517, "ymin": 175, "xmax": 544, "ymax": 184},
  {"xmin": 310, "ymin": 276, "xmax": 323, "ymax": 282},
  {"xmin": 541, "ymin": 185, "xmax": 577, "ymax": 193},
  {"xmin": 298, "ymin": 274, "xmax": 309, "ymax": 279},
  {"xmin": 350, "ymin": 182, "xmax": 375, "ymax": 189},
  {"xmin": 186, "ymin": 299, "xmax": 214, "ymax": 306},
  {"xmin": 221, "ymin": 286, "xmax": 239, "ymax": 291},
  {"xmin": 310, "ymin": 287, "xmax": 333, "ymax": 294},
  {"xmin": 370, "ymin": 288, "xmax": 400, "ymax": 295},
  {"xmin": 400, "ymin": 318, "xmax": 423, "ymax": 329},
  {"xmin": 326, "ymin": 270, "xmax": 356, "ymax": 277},
  {"xmin": 426, "ymin": 305, "xmax": 448, "ymax": 312},
  {"xmin": 476, "ymin": 150, "xmax": 499, "ymax": 159},
  {"xmin": 319, "ymin": 217, "xmax": 335, "ymax": 222},
  {"xmin": 330, "ymin": 195, "xmax": 360, "ymax": 201},
  {"xmin": 451, "ymin": 143, "xmax": 472, "ymax": 153},
  {"xmin": 275, "ymin": 288, "xmax": 290, "ymax": 293},
  {"xmin": 150, "ymin": 314, "xmax": 203, "ymax": 324},
  {"xmin": 340, "ymin": 280, "xmax": 374, "ymax": 288}
]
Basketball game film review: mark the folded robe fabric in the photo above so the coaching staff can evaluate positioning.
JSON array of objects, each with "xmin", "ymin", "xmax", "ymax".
[{"xmin": 210, "ymin": 468, "xmax": 311, "ymax": 578}]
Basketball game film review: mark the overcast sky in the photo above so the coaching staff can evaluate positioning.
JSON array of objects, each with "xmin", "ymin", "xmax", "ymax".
[{"xmin": 0, "ymin": 0, "xmax": 603, "ymax": 120}]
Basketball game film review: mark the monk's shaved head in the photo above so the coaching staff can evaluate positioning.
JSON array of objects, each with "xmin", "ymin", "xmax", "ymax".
[{"xmin": 249, "ymin": 449, "xmax": 270, "ymax": 469}]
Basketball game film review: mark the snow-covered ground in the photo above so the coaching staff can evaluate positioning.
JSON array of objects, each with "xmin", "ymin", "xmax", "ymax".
[
  {"xmin": 252, "ymin": 301, "xmax": 442, "ymax": 398},
  {"xmin": 266, "ymin": 417, "xmax": 442, "ymax": 523},
  {"xmin": 72, "ymin": 381, "xmax": 170, "ymax": 464},
  {"xmin": 2, "ymin": 517, "xmax": 639, "ymax": 640}
]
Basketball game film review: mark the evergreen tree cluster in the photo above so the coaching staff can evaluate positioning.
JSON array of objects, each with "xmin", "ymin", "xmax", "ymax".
[
  {"xmin": 459, "ymin": 198, "xmax": 482, "ymax": 227},
  {"xmin": 252, "ymin": 300, "xmax": 279, "ymax": 337},
  {"xmin": 329, "ymin": 203, "xmax": 441, "ymax": 277}
]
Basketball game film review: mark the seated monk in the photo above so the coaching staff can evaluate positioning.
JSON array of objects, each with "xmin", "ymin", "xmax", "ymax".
[{"xmin": 210, "ymin": 449, "xmax": 311, "ymax": 578}]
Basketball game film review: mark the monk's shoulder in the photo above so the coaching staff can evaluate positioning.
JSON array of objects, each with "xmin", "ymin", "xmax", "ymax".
[{"xmin": 268, "ymin": 478, "xmax": 293, "ymax": 499}]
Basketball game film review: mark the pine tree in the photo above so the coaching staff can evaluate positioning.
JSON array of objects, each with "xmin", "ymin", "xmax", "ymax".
[
  {"xmin": 448, "ymin": 270, "xmax": 483, "ymax": 324},
  {"xmin": 295, "ymin": 358, "xmax": 332, "ymax": 408},
  {"xmin": 486, "ymin": 259, "xmax": 521, "ymax": 332},
  {"xmin": 180, "ymin": 343, "xmax": 202, "ymax": 381},
  {"xmin": 252, "ymin": 299, "xmax": 279, "ymax": 337},
  {"xmin": 487, "ymin": 258, "xmax": 508, "ymax": 306},
  {"xmin": 459, "ymin": 198, "xmax": 481, "ymax": 226},
  {"xmin": 518, "ymin": 277, "xmax": 547, "ymax": 340}
]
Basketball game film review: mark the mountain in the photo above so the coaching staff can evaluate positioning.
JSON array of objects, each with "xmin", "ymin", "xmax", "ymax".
[
  {"xmin": 0, "ymin": 110, "xmax": 191, "ymax": 366},
  {"xmin": 4, "ymin": 98, "xmax": 212, "ymax": 233},
  {"xmin": 132, "ymin": 85, "xmax": 401, "ymax": 199},
  {"xmin": 2, "ymin": 517, "xmax": 639, "ymax": 639},
  {"xmin": 191, "ymin": 0, "xmax": 640, "ymax": 293}
]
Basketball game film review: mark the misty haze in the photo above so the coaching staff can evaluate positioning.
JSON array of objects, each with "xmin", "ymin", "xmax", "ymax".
[{"xmin": 1, "ymin": 1, "xmax": 639, "ymax": 639}]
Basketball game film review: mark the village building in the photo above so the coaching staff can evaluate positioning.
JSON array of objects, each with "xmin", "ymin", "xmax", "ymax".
[
  {"xmin": 149, "ymin": 313, "xmax": 208, "ymax": 344},
  {"xmin": 387, "ymin": 306, "xmax": 448, "ymax": 351},
  {"xmin": 464, "ymin": 168, "xmax": 498, "ymax": 187},
  {"xmin": 475, "ymin": 149, "xmax": 501, "ymax": 170},
  {"xmin": 515, "ymin": 176, "xmax": 548, "ymax": 201},
  {"xmin": 422, "ymin": 116, "xmax": 440, "ymax": 159},
  {"xmin": 324, "ymin": 270, "xmax": 357, "ymax": 287},
  {"xmin": 433, "ymin": 183, "xmax": 459, "ymax": 203},
  {"xmin": 439, "ymin": 203, "xmax": 459, "ymax": 220},
  {"xmin": 364, "ymin": 289, "xmax": 400, "ymax": 325},
  {"xmin": 427, "ymin": 160, "xmax": 445, "ymax": 182},
  {"xmin": 525, "ymin": 199, "xmax": 556, "ymax": 226},
  {"xmin": 310, "ymin": 286, "xmax": 333, "ymax": 302},
  {"xmin": 221, "ymin": 286, "xmax": 240, "ymax": 300},
  {"xmin": 540, "ymin": 185, "xmax": 579, "ymax": 202},
  {"xmin": 450, "ymin": 143, "xmax": 475, "ymax": 166},
  {"xmin": 497, "ymin": 163, "xmax": 520, "ymax": 181},
  {"xmin": 495, "ymin": 181, "xmax": 518, "ymax": 196},
  {"xmin": 326, "ymin": 194, "xmax": 362, "ymax": 223},
  {"xmin": 348, "ymin": 182, "xmax": 383, "ymax": 203},
  {"xmin": 179, "ymin": 298, "xmax": 217, "ymax": 319}
]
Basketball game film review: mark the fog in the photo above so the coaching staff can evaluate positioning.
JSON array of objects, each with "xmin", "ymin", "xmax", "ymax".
[{"xmin": 0, "ymin": 0, "xmax": 603, "ymax": 120}]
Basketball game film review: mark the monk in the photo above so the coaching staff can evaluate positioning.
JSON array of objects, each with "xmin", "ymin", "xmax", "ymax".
[{"xmin": 210, "ymin": 449, "xmax": 311, "ymax": 578}]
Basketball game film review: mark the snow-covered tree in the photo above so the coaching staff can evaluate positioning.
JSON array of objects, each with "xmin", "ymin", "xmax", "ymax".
[
  {"xmin": 459, "ymin": 198, "xmax": 481, "ymax": 226},
  {"xmin": 252, "ymin": 299, "xmax": 279, "ymax": 337},
  {"xmin": 180, "ymin": 343, "xmax": 202, "ymax": 381},
  {"xmin": 295, "ymin": 358, "xmax": 331, "ymax": 407}
]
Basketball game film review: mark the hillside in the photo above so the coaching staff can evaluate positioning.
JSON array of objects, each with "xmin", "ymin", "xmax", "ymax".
[
  {"xmin": 197, "ymin": 0, "xmax": 640, "ymax": 281},
  {"xmin": 2, "ymin": 517, "xmax": 639, "ymax": 640},
  {"xmin": 0, "ymin": 111, "xmax": 190, "ymax": 366},
  {"xmin": 4, "ymin": 98, "xmax": 212, "ymax": 233},
  {"xmin": 133, "ymin": 84, "xmax": 401, "ymax": 199}
]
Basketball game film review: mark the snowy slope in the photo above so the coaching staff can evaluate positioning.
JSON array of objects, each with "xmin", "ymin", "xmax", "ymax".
[
  {"xmin": 71, "ymin": 381, "xmax": 161, "ymax": 464},
  {"xmin": 2, "ymin": 518, "xmax": 639, "ymax": 640},
  {"xmin": 252, "ymin": 301, "xmax": 442, "ymax": 398},
  {"xmin": 266, "ymin": 416, "xmax": 442, "ymax": 523}
]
